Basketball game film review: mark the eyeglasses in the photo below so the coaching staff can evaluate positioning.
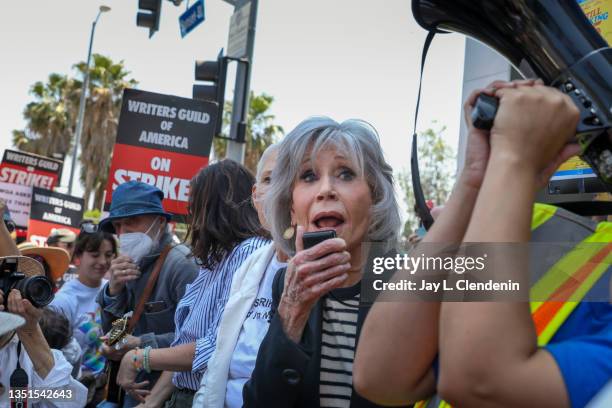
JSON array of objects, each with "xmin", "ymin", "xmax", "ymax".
[{"xmin": 80, "ymin": 223, "xmax": 99, "ymax": 234}]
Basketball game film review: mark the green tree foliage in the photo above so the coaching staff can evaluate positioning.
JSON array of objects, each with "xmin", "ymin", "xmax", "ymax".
[
  {"xmin": 13, "ymin": 55, "xmax": 136, "ymax": 210},
  {"xmin": 83, "ymin": 209, "xmax": 101, "ymax": 223},
  {"xmin": 12, "ymin": 73, "xmax": 78, "ymax": 158},
  {"xmin": 213, "ymin": 92, "xmax": 284, "ymax": 173},
  {"xmin": 398, "ymin": 123, "xmax": 455, "ymax": 240}
]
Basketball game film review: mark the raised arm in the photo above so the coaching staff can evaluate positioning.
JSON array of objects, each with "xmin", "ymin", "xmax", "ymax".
[
  {"xmin": 354, "ymin": 176, "xmax": 478, "ymax": 405},
  {"xmin": 5, "ymin": 289, "xmax": 53, "ymax": 378},
  {"xmin": 438, "ymin": 84, "xmax": 580, "ymax": 407},
  {"xmin": 353, "ymin": 80, "xmax": 536, "ymax": 405}
]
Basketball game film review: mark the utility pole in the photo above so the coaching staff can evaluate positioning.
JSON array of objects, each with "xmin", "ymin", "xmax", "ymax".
[
  {"xmin": 68, "ymin": 6, "xmax": 111, "ymax": 195},
  {"xmin": 226, "ymin": 0, "xmax": 258, "ymax": 164}
]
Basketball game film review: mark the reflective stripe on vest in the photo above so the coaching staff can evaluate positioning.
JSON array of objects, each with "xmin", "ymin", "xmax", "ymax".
[
  {"xmin": 531, "ymin": 221, "xmax": 612, "ymax": 345},
  {"xmin": 415, "ymin": 398, "xmax": 451, "ymax": 408},
  {"xmin": 416, "ymin": 206, "xmax": 611, "ymax": 408},
  {"xmin": 531, "ymin": 203, "xmax": 558, "ymax": 231}
]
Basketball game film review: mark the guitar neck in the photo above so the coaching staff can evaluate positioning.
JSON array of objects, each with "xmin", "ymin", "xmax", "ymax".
[{"xmin": 106, "ymin": 360, "xmax": 124, "ymax": 404}]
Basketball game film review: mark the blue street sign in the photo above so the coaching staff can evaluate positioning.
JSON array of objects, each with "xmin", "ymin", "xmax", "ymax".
[{"xmin": 179, "ymin": 0, "xmax": 205, "ymax": 38}]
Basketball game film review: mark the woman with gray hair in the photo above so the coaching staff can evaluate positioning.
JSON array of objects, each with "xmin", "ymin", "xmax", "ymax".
[{"xmin": 243, "ymin": 116, "xmax": 402, "ymax": 408}]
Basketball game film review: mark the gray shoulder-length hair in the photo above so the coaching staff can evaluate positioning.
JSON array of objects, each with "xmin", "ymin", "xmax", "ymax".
[{"xmin": 264, "ymin": 116, "xmax": 401, "ymax": 256}]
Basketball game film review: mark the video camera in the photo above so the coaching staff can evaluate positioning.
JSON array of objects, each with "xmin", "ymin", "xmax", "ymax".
[
  {"xmin": 411, "ymin": 0, "xmax": 612, "ymax": 218},
  {"xmin": 0, "ymin": 257, "xmax": 54, "ymax": 308}
]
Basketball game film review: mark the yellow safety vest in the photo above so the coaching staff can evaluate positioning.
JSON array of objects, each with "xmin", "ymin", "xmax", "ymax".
[{"xmin": 415, "ymin": 204, "xmax": 612, "ymax": 408}]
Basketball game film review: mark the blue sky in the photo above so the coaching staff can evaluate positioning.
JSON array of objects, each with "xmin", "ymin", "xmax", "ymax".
[{"xmin": 0, "ymin": 0, "xmax": 466, "ymax": 201}]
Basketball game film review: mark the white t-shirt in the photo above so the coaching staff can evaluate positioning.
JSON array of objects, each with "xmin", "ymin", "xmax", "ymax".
[
  {"xmin": 225, "ymin": 255, "xmax": 285, "ymax": 408},
  {"xmin": 50, "ymin": 278, "xmax": 107, "ymax": 376}
]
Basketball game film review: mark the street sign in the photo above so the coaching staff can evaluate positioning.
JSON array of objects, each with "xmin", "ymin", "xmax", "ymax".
[
  {"xmin": 179, "ymin": 0, "xmax": 205, "ymax": 38},
  {"xmin": 227, "ymin": 1, "xmax": 251, "ymax": 58},
  {"xmin": 104, "ymin": 89, "xmax": 217, "ymax": 217}
]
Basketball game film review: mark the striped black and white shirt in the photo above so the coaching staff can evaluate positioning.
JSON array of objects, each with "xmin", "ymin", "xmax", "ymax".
[
  {"xmin": 171, "ymin": 236, "xmax": 269, "ymax": 390},
  {"xmin": 319, "ymin": 282, "xmax": 361, "ymax": 408}
]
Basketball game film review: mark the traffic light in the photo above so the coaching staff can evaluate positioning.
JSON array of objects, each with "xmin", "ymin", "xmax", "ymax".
[
  {"xmin": 137, "ymin": 0, "xmax": 162, "ymax": 38},
  {"xmin": 193, "ymin": 50, "xmax": 227, "ymax": 137}
]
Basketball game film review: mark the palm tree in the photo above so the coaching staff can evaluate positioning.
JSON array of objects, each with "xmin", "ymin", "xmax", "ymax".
[
  {"xmin": 76, "ymin": 54, "xmax": 137, "ymax": 209},
  {"xmin": 213, "ymin": 92, "xmax": 284, "ymax": 173},
  {"xmin": 12, "ymin": 73, "xmax": 79, "ymax": 158},
  {"xmin": 13, "ymin": 55, "xmax": 136, "ymax": 209}
]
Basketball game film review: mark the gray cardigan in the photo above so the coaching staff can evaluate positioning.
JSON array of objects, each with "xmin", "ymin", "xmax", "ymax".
[{"xmin": 97, "ymin": 232, "xmax": 199, "ymax": 349}]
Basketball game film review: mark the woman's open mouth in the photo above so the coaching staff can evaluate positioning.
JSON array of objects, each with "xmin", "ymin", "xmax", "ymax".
[{"xmin": 312, "ymin": 212, "xmax": 345, "ymax": 229}]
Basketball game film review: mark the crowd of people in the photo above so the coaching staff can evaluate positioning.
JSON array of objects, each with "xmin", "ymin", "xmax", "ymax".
[{"xmin": 0, "ymin": 80, "xmax": 610, "ymax": 408}]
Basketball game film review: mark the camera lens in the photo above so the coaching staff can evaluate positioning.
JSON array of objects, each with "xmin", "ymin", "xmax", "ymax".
[{"xmin": 14, "ymin": 276, "xmax": 54, "ymax": 308}]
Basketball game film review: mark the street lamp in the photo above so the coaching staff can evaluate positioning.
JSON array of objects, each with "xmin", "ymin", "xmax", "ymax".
[{"xmin": 68, "ymin": 5, "xmax": 111, "ymax": 196}]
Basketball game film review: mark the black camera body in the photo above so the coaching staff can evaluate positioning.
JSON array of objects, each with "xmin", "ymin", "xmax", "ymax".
[{"xmin": 0, "ymin": 257, "xmax": 54, "ymax": 308}]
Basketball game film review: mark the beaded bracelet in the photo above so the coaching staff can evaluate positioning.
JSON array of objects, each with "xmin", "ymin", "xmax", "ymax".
[
  {"xmin": 132, "ymin": 347, "xmax": 144, "ymax": 372},
  {"xmin": 143, "ymin": 346, "xmax": 152, "ymax": 374}
]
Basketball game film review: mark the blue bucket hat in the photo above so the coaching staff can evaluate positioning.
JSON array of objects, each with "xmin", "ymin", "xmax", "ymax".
[{"xmin": 100, "ymin": 181, "xmax": 172, "ymax": 234}]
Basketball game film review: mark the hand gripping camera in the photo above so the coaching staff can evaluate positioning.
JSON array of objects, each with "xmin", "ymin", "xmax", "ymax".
[{"xmin": 0, "ymin": 257, "xmax": 54, "ymax": 308}]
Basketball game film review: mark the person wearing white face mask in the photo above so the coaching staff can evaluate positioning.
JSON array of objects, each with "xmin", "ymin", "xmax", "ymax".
[
  {"xmin": 96, "ymin": 181, "xmax": 199, "ymax": 407},
  {"xmin": 118, "ymin": 218, "xmax": 162, "ymax": 265}
]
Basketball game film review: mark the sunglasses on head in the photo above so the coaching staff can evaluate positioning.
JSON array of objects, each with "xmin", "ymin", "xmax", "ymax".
[{"xmin": 80, "ymin": 222, "xmax": 99, "ymax": 234}]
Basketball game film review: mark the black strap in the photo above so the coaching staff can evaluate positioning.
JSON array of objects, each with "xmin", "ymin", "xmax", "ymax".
[
  {"xmin": 411, "ymin": 30, "xmax": 436, "ymax": 230},
  {"xmin": 16, "ymin": 341, "xmax": 22, "ymax": 369},
  {"xmin": 128, "ymin": 244, "xmax": 173, "ymax": 333},
  {"xmin": 10, "ymin": 341, "xmax": 29, "ymax": 407}
]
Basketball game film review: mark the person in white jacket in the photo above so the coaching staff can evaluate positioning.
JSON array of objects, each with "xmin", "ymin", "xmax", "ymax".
[
  {"xmin": 190, "ymin": 143, "xmax": 288, "ymax": 408},
  {"xmin": 0, "ymin": 257, "xmax": 87, "ymax": 408}
]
